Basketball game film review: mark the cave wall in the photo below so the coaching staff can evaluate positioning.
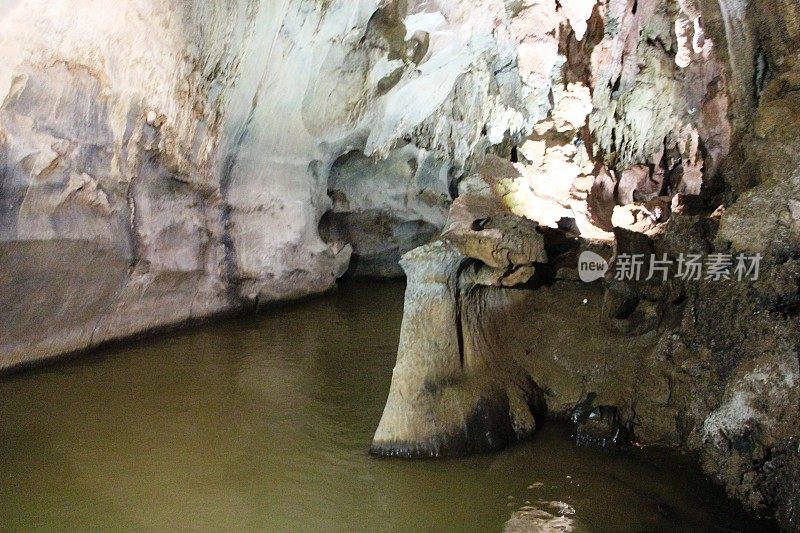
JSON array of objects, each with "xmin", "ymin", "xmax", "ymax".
[
  {"xmin": 0, "ymin": 0, "xmax": 550, "ymax": 371},
  {"xmin": 0, "ymin": 0, "xmax": 777, "ymax": 391},
  {"xmin": 0, "ymin": 2, "xmax": 245, "ymax": 370},
  {"xmin": 366, "ymin": 0, "xmax": 800, "ymax": 527}
]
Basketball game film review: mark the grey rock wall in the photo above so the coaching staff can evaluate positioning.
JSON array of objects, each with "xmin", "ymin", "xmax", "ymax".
[{"xmin": 0, "ymin": 0, "xmax": 538, "ymax": 370}]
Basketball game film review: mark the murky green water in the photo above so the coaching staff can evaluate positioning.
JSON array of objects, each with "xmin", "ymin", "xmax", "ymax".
[{"xmin": 0, "ymin": 281, "xmax": 775, "ymax": 532}]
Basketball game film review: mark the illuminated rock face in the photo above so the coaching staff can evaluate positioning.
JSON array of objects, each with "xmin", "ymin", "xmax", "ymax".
[
  {"xmin": 0, "ymin": 0, "xmax": 735, "ymax": 368},
  {"xmin": 0, "ymin": 0, "xmax": 535, "ymax": 369},
  {"xmin": 373, "ymin": 1, "xmax": 800, "ymax": 527},
  {"xmin": 372, "ymin": 165, "xmax": 550, "ymax": 456},
  {"xmin": 0, "ymin": 2, "xmax": 246, "ymax": 369}
]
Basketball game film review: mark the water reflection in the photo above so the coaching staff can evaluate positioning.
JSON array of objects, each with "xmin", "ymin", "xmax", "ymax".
[{"xmin": 0, "ymin": 281, "xmax": 775, "ymax": 532}]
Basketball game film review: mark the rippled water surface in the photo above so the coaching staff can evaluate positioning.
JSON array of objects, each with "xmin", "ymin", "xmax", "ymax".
[{"xmin": 0, "ymin": 281, "xmax": 775, "ymax": 532}]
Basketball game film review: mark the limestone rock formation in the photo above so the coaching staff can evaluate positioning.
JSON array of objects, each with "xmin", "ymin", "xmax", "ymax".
[
  {"xmin": 3, "ymin": 0, "xmax": 800, "ymax": 528},
  {"xmin": 0, "ymin": 0, "xmax": 739, "ymax": 370},
  {"xmin": 371, "ymin": 169, "xmax": 550, "ymax": 455},
  {"xmin": 0, "ymin": 0, "xmax": 539, "ymax": 370},
  {"xmin": 320, "ymin": 145, "xmax": 451, "ymax": 277},
  {"xmin": 371, "ymin": 241, "xmax": 544, "ymax": 457},
  {"xmin": 504, "ymin": 504, "xmax": 576, "ymax": 533},
  {"xmin": 373, "ymin": 1, "xmax": 800, "ymax": 524}
]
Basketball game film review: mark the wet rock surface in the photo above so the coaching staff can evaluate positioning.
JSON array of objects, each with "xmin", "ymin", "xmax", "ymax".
[
  {"xmin": 370, "ymin": 240, "xmax": 545, "ymax": 457},
  {"xmin": 385, "ymin": 225, "xmax": 798, "ymax": 526},
  {"xmin": 378, "ymin": 127, "xmax": 800, "ymax": 530},
  {"xmin": 372, "ymin": 162, "xmax": 552, "ymax": 457},
  {"xmin": 570, "ymin": 393, "xmax": 632, "ymax": 448},
  {"xmin": 504, "ymin": 504, "xmax": 575, "ymax": 533}
]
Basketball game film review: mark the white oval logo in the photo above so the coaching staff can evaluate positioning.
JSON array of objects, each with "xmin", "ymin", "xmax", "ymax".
[{"xmin": 578, "ymin": 251, "xmax": 609, "ymax": 283}]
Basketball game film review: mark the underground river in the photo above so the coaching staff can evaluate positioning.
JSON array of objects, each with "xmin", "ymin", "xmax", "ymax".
[{"xmin": 0, "ymin": 282, "xmax": 776, "ymax": 531}]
